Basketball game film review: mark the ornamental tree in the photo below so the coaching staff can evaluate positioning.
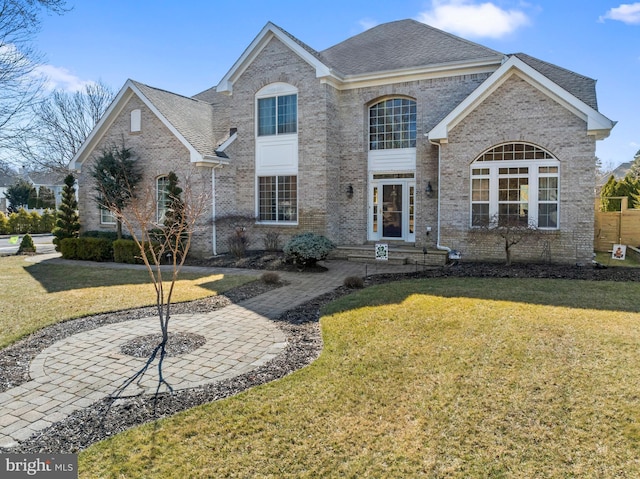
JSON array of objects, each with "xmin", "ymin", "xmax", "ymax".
[{"xmin": 52, "ymin": 173, "xmax": 80, "ymax": 251}]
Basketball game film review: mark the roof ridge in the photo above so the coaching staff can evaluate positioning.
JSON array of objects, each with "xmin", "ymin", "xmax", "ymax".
[
  {"xmin": 406, "ymin": 19, "xmax": 504, "ymax": 58},
  {"xmin": 130, "ymin": 80, "xmax": 209, "ymax": 104},
  {"xmin": 510, "ymin": 53, "xmax": 595, "ymax": 83}
]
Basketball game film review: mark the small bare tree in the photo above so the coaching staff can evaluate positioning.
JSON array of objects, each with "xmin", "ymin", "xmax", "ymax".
[
  {"xmin": 100, "ymin": 168, "xmax": 210, "ymax": 397},
  {"xmin": 0, "ymin": 0, "xmax": 68, "ymax": 155},
  {"xmin": 470, "ymin": 214, "xmax": 542, "ymax": 265}
]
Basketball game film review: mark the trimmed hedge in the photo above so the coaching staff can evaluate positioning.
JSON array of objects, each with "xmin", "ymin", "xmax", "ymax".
[
  {"xmin": 113, "ymin": 239, "xmax": 160, "ymax": 264},
  {"xmin": 59, "ymin": 237, "xmax": 113, "ymax": 262}
]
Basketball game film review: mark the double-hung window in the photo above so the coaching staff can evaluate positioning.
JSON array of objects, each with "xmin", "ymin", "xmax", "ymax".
[
  {"xmin": 99, "ymin": 201, "xmax": 115, "ymax": 225},
  {"xmin": 258, "ymin": 94, "xmax": 297, "ymax": 136},
  {"xmin": 471, "ymin": 143, "xmax": 559, "ymax": 229}
]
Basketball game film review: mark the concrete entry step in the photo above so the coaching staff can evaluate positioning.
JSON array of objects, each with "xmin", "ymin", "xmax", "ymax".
[{"xmin": 330, "ymin": 244, "xmax": 448, "ymax": 266}]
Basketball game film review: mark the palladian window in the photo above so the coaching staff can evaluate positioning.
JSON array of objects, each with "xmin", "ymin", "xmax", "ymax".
[{"xmin": 471, "ymin": 143, "xmax": 559, "ymax": 229}]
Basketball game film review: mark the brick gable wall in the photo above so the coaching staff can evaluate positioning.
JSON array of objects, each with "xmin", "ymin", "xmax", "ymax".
[
  {"xmin": 76, "ymin": 95, "xmax": 215, "ymax": 257},
  {"xmin": 439, "ymin": 75, "xmax": 595, "ymax": 264}
]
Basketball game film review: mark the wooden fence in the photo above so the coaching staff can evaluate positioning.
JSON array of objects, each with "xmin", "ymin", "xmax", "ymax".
[{"xmin": 594, "ymin": 197, "xmax": 640, "ymax": 251}]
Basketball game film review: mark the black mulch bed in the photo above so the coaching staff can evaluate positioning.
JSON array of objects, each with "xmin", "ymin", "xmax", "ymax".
[{"xmin": 1, "ymin": 260, "xmax": 639, "ymax": 454}]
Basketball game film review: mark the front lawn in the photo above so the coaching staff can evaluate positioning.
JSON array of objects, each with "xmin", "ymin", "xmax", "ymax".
[
  {"xmin": 80, "ymin": 276, "xmax": 640, "ymax": 478},
  {"xmin": 0, "ymin": 255, "xmax": 256, "ymax": 349}
]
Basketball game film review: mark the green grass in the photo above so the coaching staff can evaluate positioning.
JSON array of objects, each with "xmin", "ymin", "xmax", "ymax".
[
  {"xmin": 79, "ymin": 277, "xmax": 640, "ymax": 478},
  {"xmin": 595, "ymin": 250, "xmax": 640, "ymax": 267},
  {"xmin": 0, "ymin": 255, "xmax": 256, "ymax": 348}
]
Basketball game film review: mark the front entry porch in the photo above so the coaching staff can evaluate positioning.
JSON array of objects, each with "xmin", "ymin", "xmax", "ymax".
[{"xmin": 330, "ymin": 243, "xmax": 447, "ymax": 266}]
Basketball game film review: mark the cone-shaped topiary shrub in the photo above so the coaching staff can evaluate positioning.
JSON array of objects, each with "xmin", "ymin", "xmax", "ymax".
[{"xmin": 17, "ymin": 233, "xmax": 36, "ymax": 255}]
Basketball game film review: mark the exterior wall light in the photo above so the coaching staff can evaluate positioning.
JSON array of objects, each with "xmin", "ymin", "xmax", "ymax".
[{"xmin": 425, "ymin": 181, "xmax": 433, "ymax": 197}]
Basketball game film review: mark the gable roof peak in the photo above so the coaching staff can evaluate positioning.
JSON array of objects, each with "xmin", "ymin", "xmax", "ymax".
[{"xmin": 216, "ymin": 21, "xmax": 331, "ymax": 94}]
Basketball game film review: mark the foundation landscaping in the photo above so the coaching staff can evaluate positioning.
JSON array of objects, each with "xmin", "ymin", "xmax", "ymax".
[{"xmin": 1, "ymin": 252, "xmax": 639, "ymax": 477}]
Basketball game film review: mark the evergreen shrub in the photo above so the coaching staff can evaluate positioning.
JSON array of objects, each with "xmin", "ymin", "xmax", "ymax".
[
  {"xmin": 59, "ymin": 237, "xmax": 112, "ymax": 261},
  {"xmin": 17, "ymin": 234, "xmax": 36, "ymax": 254},
  {"xmin": 283, "ymin": 232, "xmax": 336, "ymax": 267}
]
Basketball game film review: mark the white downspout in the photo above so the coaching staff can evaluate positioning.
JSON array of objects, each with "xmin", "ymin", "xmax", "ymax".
[
  {"xmin": 211, "ymin": 167, "xmax": 217, "ymax": 256},
  {"xmin": 429, "ymin": 138, "xmax": 451, "ymax": 254}
]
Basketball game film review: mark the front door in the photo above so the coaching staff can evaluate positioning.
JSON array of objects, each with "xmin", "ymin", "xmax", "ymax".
[{"xmin": 369, "ymin": 175, "xmax": 415, "ymax": 242}]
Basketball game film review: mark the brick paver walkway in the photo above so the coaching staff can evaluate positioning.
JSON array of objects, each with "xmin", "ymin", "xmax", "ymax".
[{"xmin": 0, "ymin": 255, "xmax": 417, "ymax": 448}]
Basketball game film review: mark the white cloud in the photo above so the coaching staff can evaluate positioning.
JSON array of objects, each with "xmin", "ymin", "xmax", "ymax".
[
  {"xmin": 600, "ymin": 3, "xmax": 640, "ymax": 24},
  {"xmin": 416, "ymin": 0, "xmax": 530, "ymax": 38},
  {"xmin": 32, "ymin": 64, "xmax": 93, "ymax": 93},
  {"xmin": 358, "ymin": 18, "xmax": 379, "ymax": 31}
]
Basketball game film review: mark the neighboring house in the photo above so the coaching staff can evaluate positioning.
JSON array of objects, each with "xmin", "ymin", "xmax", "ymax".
[
  {"xmin": 22, "ymin": 169, "xmax": 66, "ymax": 209},
  {"xmin": 0, "ymin": 171, "xmax": 15, "ymax": 214},
  {"xmin": 71, "ymin": 19, "xmax": 615, "ymax": 264},
  {"xmin": 0, "ymin": 168, "xmax": 65, "ymax": 213}
]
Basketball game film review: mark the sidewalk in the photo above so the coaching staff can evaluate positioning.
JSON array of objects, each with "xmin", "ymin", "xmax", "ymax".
[{"xmin": 0, "ymin": 255, "xmax": 417, "ymax": 449}]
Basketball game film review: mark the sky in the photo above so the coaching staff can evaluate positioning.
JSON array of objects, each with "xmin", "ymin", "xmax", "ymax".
[{"xmin": 33, "ymin": 0, "xmax": 640, "ymax": 169}]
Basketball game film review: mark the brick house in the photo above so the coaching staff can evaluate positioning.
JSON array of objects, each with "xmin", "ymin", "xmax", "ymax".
[{"xmin": 71, "ymin": 19, "xmax": 614, "ymax": 264}]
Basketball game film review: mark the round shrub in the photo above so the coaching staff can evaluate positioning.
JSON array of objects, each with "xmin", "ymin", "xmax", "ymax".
[
  {"xmin": 283, "ymin": 232, "xmax": 336, "ymax": 267},
  {"xmin": 261, "ymin": 271, "xmax": 281, "ymax": 284},
  {"xmin": 343, "ymin": 275, "xmax": 364, "ymax": 289}
]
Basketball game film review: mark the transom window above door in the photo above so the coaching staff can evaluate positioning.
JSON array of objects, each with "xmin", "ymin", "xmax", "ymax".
[
  {"xmin": 369, "ymin": 98, "xmax": 416, "ymax": 150},
  {"xmin": 256, "ymin": 83, "xmax": 298, "ymax": 137}
]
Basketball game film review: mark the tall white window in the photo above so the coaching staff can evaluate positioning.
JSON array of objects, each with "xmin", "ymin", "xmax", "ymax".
[
  {"xmin": 256, "ymin": 83, "xmax": 298, "ymax": 224},
  {"xmin": 471, "ymin": 143, "xmax": 559, "ymax": 229},
  {"xmin": 157, "ymin": 175, "xmax": 170, "ymax": 222}
]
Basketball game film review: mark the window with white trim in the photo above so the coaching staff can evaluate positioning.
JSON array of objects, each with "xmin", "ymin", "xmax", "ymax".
[
  {"xmin": 157, "ymin": 175, "xmax": 170, "ymax": 222},
  {"xmin": 471, "ymin": 143, "xmax": 559, "ymax": 229},
  {"xmin": 257, "ymin": 89, "xmax": 297, "ymax": 136},
  {"xmin": 258, "ymin": 175, "xmax": 297, "ymax": 222},
  {"xmin": 100, "ymin": 204, "xmax": 115, "ymax": 225},
  {"xmin": 369, "ymin": 98, "xmax": 416, "ymax": 150}
]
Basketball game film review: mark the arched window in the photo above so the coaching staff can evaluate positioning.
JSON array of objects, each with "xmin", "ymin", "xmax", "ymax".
[
  {"xmin": 369, "ymin": 98, "xmax": 416, "ymax": 150},
  {"xmin": 471, "ymin": 143, "xmax": 559, "ymax": 229}
]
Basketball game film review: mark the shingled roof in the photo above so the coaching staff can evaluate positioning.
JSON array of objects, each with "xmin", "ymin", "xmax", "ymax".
[
  {"xmin": 511, "ymin": 53, "xmax": 598, "ymax": 110},
  {"xmin": 319, "ymin": 19, "xmax": 503, "ymax": 77},
  {"xmin": 131, "ymin": 81, "xmax": 217, "ymax": 157}
]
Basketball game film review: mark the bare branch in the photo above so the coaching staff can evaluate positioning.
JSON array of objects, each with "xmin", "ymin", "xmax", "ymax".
[
  {"xmin": 10, "ymin": 80, "xmax": 115, "ymax": 172},
  {"xmin": 97, "ymin": 163, "xmax": 211, "ymax": 398},
  {"xmin": 470, "ymin": 214, "xmax": 542, "ymax": 265},
  {"xmin": 0, "ymin": 0, "xmax": 70, "ymax": 159}
]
